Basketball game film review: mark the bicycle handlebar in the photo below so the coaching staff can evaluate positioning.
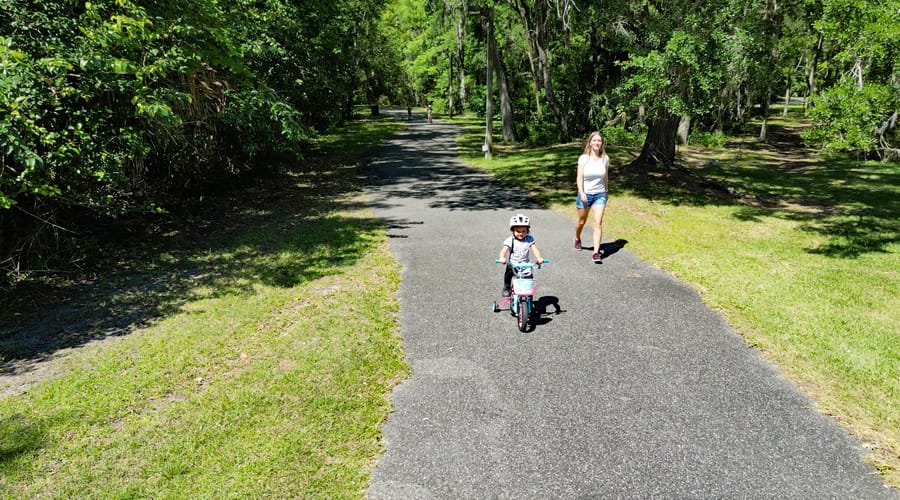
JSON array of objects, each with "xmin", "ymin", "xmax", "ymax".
[{"xmin": 495, "ymin": 259, "xmax": 550, "ymax": 266}]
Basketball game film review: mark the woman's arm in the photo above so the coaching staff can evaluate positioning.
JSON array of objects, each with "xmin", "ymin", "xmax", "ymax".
[
  {"xmin": 576, "ymin": 158, "xmax": 586, "ymax": 200},
  {"xmin": 604, "ymin": 155, "xmax": 610, "ymax": 189}
]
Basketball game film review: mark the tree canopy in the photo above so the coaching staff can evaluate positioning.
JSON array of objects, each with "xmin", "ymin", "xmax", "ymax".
[{"xmin": 1, "ymin": 0, "xmax": 898, "ymax": 277}]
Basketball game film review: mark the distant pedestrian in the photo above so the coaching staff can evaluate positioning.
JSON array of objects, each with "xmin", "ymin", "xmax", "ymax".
[
  {"xmin": 573, "ymin": 131, "xmax": 609, "ymax": 262},
  {"xmin": 407, "ymin": 105, "xmax": 412, "ymax": 120},
  {"xmin": 498, "ymin": 214, "xmax": 544, "ymax": 296}
]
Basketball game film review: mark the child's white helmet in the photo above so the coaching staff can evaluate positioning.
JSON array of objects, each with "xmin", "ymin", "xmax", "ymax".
[{"xmin": 509, "ymin": 214, "xmax": 530, "ymax": 229}]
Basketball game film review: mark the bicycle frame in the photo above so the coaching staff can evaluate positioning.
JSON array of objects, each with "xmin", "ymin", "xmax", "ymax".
[{"xmin": 493, "ymin": 260, "xmax": 545, "ymax": 332}]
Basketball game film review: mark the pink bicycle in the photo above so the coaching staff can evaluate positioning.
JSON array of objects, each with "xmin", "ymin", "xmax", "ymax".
[{"xmin": 492, "ymin": 259, "xmax": 548, "ymax": 332}]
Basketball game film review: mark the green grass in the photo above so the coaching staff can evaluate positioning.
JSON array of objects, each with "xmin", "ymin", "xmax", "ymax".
[
  {"xmin": 0, "ymin": 116, "xmax": 410, "ymax": 498},
  {"xmin": 454, "ymin": 114, "xmax": 900, "ymax": 486},
  {"xmin": 2, "ymin": 109, "xmax": 896, "ymax": 495}
]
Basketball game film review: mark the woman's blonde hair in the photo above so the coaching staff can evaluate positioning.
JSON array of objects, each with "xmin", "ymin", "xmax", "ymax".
[{"xmin": 582, "ymin": 131, "xmax": 606, "ymax": 156}]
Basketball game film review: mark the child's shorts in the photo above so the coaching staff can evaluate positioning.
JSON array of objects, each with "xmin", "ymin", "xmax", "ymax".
[{"xmin": 576, "ymin": 192, "xmax": 607, "ymax": 209}]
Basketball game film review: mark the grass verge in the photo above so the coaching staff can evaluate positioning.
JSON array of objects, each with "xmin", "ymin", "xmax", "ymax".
[
  {"xmin": 0, "ymin": 116, "xmax": 410, "ymax": 497},
  {"xmin": 454, "ymin": 114, "xmax": 899, "ymax": 488}
]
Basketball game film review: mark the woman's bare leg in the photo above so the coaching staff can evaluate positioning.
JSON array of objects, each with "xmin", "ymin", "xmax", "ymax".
[
  {"xmin": 592, "ymin": 205, "xmax": 606, "ymax": 254},
  {"xmin": 575, "ymin": 207, "xmax": 590, "ymax": 242}
]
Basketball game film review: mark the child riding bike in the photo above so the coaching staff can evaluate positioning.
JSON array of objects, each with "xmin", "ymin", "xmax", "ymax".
[{"xmin": 498, "ymin": 214, "xmax": 545, "ymax": 297}]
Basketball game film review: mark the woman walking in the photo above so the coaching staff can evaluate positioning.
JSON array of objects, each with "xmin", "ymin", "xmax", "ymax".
[{"xmin": 573, "ymin": 131, "xmax": 609, "ymax": 262}]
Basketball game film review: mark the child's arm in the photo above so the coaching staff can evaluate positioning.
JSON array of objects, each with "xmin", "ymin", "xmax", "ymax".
[
  {"xmin": 498, "ymin": 244, "xmax": 510, "ymax": 264},
  {"xmin": 531, "ymin": 244, "xmax": 544, "ymax": 262}
]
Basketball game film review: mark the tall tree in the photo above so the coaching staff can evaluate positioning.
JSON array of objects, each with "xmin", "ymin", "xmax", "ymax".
[
  {"xmin": 804, "ymin": 0, "xmax": 900, "ymax": 159},
  {"xmin": 508, "ymin": 0, "xmax": 571, "ymax": 142},
  {"xmin": 620, "ymin": 5, "xmax": 729, "ymax": 165},
  {"xmin": 491, "ymin": 15, "xmax": 518, "ymax": 142}
]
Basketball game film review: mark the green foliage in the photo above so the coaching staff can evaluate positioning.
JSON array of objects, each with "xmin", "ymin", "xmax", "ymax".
[
  {"xmin": 601, "ymin": 126, "xmax": 644, "ymax": 149},
  {"xmin": 816, "ymin": 0, "xmax": 900, "ymax": 80},
  {"xmin": 688, "ymin": 131, "xmax": 729, "ymax": 149},
  {"xmin": 519, "ymin": 115, "xmax": 559, "ymax": 147},
  {"xmin": 618, "ymin": 23, "xmax": 725, "ymax": 123},
  {"xmin": 1, "ymin": 0, "xmax": 399, "ymax": 276},
  {"xmin": 804, "ymin": 79, "xmax": 898, "ymax": 155},
  {"xmin": 219, "ymin": 87, "xmax": 311, "ymax": 162},
  {"xmin": 804, "ymin": 0, "xmax": 900, "ymax": 158}
]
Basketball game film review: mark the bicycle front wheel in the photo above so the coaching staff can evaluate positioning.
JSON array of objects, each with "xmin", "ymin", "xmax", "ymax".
[{"xmin": 517, "ymin": 297, "xmax": 529, "ymax": 332}]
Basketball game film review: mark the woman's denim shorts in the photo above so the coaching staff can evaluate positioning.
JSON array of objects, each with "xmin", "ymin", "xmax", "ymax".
[{"xmin": 576, "ymin": 191, "xmax": 607, "ymax": 209}]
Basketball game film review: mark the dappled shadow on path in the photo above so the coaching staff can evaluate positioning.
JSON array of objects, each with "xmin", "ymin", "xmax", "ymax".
[{"xmin": 364, "ymin": 122, "xmax": 543, "ymax": 212}]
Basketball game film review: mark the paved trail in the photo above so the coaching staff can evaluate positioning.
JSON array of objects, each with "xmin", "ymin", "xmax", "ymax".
[{"xmin": 365, "ymin": 111, "xmax": 894, "ymax": 499}]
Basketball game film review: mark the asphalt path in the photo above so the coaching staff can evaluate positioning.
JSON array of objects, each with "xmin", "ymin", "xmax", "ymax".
[{"xmin": 364, "ymin": 110, "xmax": 895, "ymax": 499}]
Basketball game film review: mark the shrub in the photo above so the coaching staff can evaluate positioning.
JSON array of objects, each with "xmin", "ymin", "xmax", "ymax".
[
  {"xmin": 601, "ymin": 126, "xmax": 645, "ymax": 148},
  {"xmin": 688, "ymin": 131, "xmax": 728, "ymax": 148},
  {"xmin": 804, "ymin": 79, "xmax": 899, "ymax": 159}
]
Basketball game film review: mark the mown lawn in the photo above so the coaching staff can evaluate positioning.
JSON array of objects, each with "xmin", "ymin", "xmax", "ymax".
[{"xmin": 0, "ymin": 116, "xmax": 410, "ymax": 498}]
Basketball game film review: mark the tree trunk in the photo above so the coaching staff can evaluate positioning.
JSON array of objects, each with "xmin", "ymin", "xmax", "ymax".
[
  {"xmin": 758, "ymin": 87, "xmax": 771, "ymax": 141},
  {"xmin": 508, "ymin": 1, "xmax": 540, "ymax": 120},
  {"xmin": 805, "ymin": 34, "xmax": 823, "ymax": 110},
  {"xmin": 447, "ymin": 52, "xmax": 455, "ymax": 118},
  {"xmin": 635, "ymin": 112, "xmax": 679, "ymax": 166},
  {"xmin": 455, "ymin": 10, "xmax": 466, "ymax": 115},
  {"xmin": 715, "ymin": 83, "xmax": 730, "ymax": 134},
  {"xmin": 783, "ymin": 85, "xmax": 791, "ymax": 117},
  {"xmin": 875, "ymin": 111, "xmax": 898, "ymax": 161},
  {"xmin": 532, "ymin": 0, "xmax": 570, "ymax": 143},
  {"xmin": 524, "ymin": 43, "xmax": 543, "ymax": 120},
  {"xmin": 346, "ymin": 73, "xmax": 358, "ymax": 119},
  {"xmin": 676, "ymin": 115, "xmax": 691, "ymax": 145},
  {"xmin": 492, "ymin": 30, "xmax": 517, "ymax": 142}
]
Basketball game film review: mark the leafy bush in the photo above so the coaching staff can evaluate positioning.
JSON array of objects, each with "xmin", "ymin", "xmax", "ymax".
[
  {"xmin": 804, "ymin": 79, "xmax": 899, "ymax": 159},
  {"xmin": 427, "ymin": 96, "xmax": 449, "ymax": 115},
  {"xmin": 601, "ymin": 126, "xmax": 645, "ymax": 148},
  {"xmin": 688, "ymin": 131, "xmax": 728, "ymax": 148},
  {"xmin": 520, "ymin": 117, "xmax": 559, "ymax": 146},
  {"xmin": 219, "ymin": 87, "xmax": 311, "ymax": 165}
]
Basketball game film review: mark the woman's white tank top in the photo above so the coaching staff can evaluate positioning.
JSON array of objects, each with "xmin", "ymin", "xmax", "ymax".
[{"xmin": 579, "ymin": 154, "xmax": 608, "ymax": 194}]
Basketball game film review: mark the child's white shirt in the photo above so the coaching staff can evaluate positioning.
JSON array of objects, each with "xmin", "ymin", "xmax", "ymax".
[{"xmin": 504, "ymin": 235, "xmax": 535, "ymax": 264}]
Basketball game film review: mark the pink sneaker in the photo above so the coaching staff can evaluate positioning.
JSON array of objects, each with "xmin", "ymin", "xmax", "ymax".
[
  {"xmin": 592, "ymin": 252, "xmax": 602, "ymax": 262},
  {"xmin": 574, "ymin": 238, "xmax": 582, "ymax": 251}
]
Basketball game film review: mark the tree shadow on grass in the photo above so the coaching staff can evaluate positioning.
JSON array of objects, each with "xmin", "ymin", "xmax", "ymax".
[
  {"xmin": 0, "ymin": 412, "xmax": 46, "ymax": 467},
  {"xmin": 686, "ymin": 145, "xmax": 899, "ymax": 258},
  {"xmin": 616, "ymin": 130, "xmax": 899, "ymax": 259},
  {"xmin": 0, "ymin": 167, "xmax": 381, "ymax": 381}
]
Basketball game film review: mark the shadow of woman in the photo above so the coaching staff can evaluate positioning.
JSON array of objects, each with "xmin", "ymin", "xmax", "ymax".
[{"xmin": 600, "ymin": 239, "xmax": 628, "ymax": 259}]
